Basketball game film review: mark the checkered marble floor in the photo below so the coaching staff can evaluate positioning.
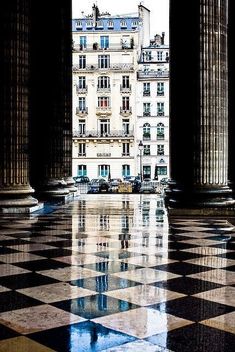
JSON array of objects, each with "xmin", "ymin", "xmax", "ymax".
[{"xmin": 0, "ymin": 194, "xmax": 235, "ymax": 352}]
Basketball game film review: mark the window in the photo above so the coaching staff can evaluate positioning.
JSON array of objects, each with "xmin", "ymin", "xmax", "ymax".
[
  {"xmin": 75, "ymin": 21, "xmax": 82, "ymax": 29},
  {"xmin": 143, "ymin": 145, "xmax": 150, "ymax": 155},
  {"xmin": 122, "ymin": 119, "xmax": 130, "ymax": 135},
  {"xmin": 157, "ymin": 51, "xmax": 163, "ymax": 61},
  {"xmin": 99, "ymin": 119, "xmax": 110, "ymax": 135},
  {"xmin": 143, "ymin": 166, "xmax": 151, "ymax": 178},
  {"xmin": 79, "ymin": 36, "xmax": 87, "ymax": 49},
  {"xmin": 98, "ymin": 165, "xmax": 110, "ymax": 177},
  {"xmin": 78, "ymin": 120, "xmax": 86, "ymax": 135},
  {"xmin": 131, "ymin": 20, "xmax": 138, "ymax": 28},
  {"xmin": 157, "ymin": 123, "xmax": 165, "ymax": 140},
  {"xmin": 122, "ymin": 76, "xmax": 130, "ymax": 88},
  {"xmin": 98, "ymin": 96, "xmax": 110, "ymax": 108},
  {"xmin": 143, "ymin": 102, "xmax": 151, "ymax": 116},
  {"xmin": 145, "ymin": 51, "xmax": 152, "ymax": 61},
  {"xmin": 157, "ymin": 102, "xmax": 164, "ymax": 116},
  {"xmin": 79, "ymin": 55, "xmax": 86, "ymax": 69},
  {"xmin": 100, "ymin": 36, "xmax": 109, "ymax": 49},
  {"xmin": 98, "ymin": 76, "xmax": 110, "ymax": 88},
  {"xmin": 143, "ymin": 123, "xmax": 151, "ymax": 140},
  {"xmin": 86, "ymin": 20, "xmax": 93, "ymax": 28},
  {"xmin": 122, "ymin": 143, "xmax": 130, "ymax": 156},
  {"xmin": 78, "ymin": 143, "xmax": 86, "ymax": 156},
  {"xmin": 143, "ymin": 82, "xmax": 150, "ymax": 96},
  {"xmin": 78, "ymin": 165, "xmax": 87, "ymax": 176},
  {"xmin": 98, "ymin": 55, "xmax": 110, "ymax": 68},
  {"xmin": 122, "ymin": 97, "xmax": 130, "ymax": 110},
  {"xmin": 78, "ymin": 97, "xmax": 86, "ymax": 111},
  {"xmin": 107, "ymin": 20, "xmax": 114, "ymax": 28},
  {"xmin": 157, "ymin": 145, "xmax": 164, "ymax": 155},
  {"xmin": 122, "ymin": 164, "xmax": 130, "ymax": 177},
  {"xmin": 78, "ymin": 76, "xmax": 86, "ymax": 89},
  {"xmin": 120, "ymin": 20, "xmax": 127, "ymax": 28},
  {"xmin": 96, "ymin": 20, "xmax": 103, "ymax": 28},
  {"xmin": 157, "ymin": 166, "xmax": 167, "ymax": 175},
  {"xmin": 157, "ymin": 82, "xmax": 164, "ymax": 96}
]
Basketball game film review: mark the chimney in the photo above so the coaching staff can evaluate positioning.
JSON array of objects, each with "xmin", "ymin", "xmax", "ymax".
[{"xmin": 161, "ymin": 32, "xmax": 165, "ymax": 45}]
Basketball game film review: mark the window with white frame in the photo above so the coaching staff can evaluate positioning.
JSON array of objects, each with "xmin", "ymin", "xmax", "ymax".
[
  {"xmin": 143, "ymin": 123, "xmax": 151, "ymax": 140},
  {"xmin": 78, "ymin": 120, "xmax": 86, "ymax": 135},
  {"xmin": 78, "ymin": 143, "xmax": 86, "ymax": 156},
  {"xmin": 122, "ymin": 119, "xmax": 130, "ymax": 134},
  {"xmin": 99, "ymin": 119, "xmax": 110, "ymax": 135},
  {"xmin": 122, "ymin": 76, "xmax": 130, "ymax": 88},
  {"xmin": 157, "ymin": 123, "xmax": 165, "ymax": 140},
  {"xmin": 107, "ymin": 20, "xmax": 114, "ymax": 28},
  {"xmin": 157, "ymin": 51, "xmax": 163, "ymax": 61},
  {"xmin": 98, "ymin": 96, "xmax": 110, "ymax": 108},
  {"xmin": 157, "ymin": 82, "xmax": 164, "ymax": 96},
  {"xmin": 122, "ymin": 96, "xmax": 130, "ymax": 110},
  {"xmin": 98, "ymin": 55, "xmax": 110, "ymax": 68},
  {"xmin": 78, "ymin": 165, "xmax": 87, "ymax": 176},
  {"xmin": 122, "ymin": 164, "xmax": 130, "ymax": 177},
  {"xmin": 157, "ymin": 145, "xmax": 164, "ymax": 155},
  {"xmin": 145, "ymin": 51, "xmax": 152, "ymax": 61},
  {"xmin": 157, "ymin": 102, "xmax": 164, "ymax": 116},
  {"xmin": 157, "ymin": 166, "xmax": 167, "ymax": 175},
  {"xmin": 79, "ymin": 36, "xmax": 87, "ymax": 49},
  {"xmin": 78, "ymin": 97, "xmax": 86, "ymax": 111},
  {"xmin": 143, "ymin": 82, "xmax": 150, "ymax": 96},
  {"xmin": 98, "ymin": 165, "xmax": 110, "ymax": 177},
  {"xmin": 143, "ymin": 145, "xmax": 150, "ymax": 155},
  {"xmin": 79, "ymin": 55, "xmax": 86, "ymax": 69},
  {"xmin": 120, "ymin": 20, "xmax": 127, "ymax": 28},
  {"xmin": 100, "ymin": 36, "xmax": 109, "ymax": 49},
  {"xmin": 78, "ymin": 76, "xmax": 86, "ymax": 89},
  {"xmin": 98, "ymin": 76, "xmax": 110, "ymax": 88},
  {"xmin": 122, "ymin": 143, "xmax": 130, "ymax": 156},
  {"xmin": 143, "ymin": 102, "xmax": 151, "ymax": 116}
]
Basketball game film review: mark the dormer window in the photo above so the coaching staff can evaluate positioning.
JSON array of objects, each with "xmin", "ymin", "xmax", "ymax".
[
  {"xmin": 96, "ymin": 20, "xmax": 103, "ymax": 28},
  {"xmin": 107, "ymin": 20, "xmax": 114, "ymax": 28},
  {"xmin": 86, "ymin": 20, "xmax": 93, "ymax": 28},
  {"xmin": 131, "ymin": 20, "xmax": 138, "ymax": 28},
  {"xmin": 120, "ymin": 20, "xmax": 127, "ymax": 28},
  {"xmin": 75, "ymin": 21, "xmax": 82, "ymax": 29}
]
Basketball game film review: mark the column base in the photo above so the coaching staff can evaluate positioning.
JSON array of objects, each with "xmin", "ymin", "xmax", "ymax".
[
  {"xmin": 36, "ymin": 178, "xmax": 70, "ymax": 201},
  {"xmin": 64, "ymin": 176, "xmax": 77, "ymax": 194},
  {"xmin": 0, "ymin": 202, "xmax": 44, "ymax": 214},
  {"xmin": 168, "ymin": 206, "xmax": 235, "ymax": 217},
  {"xmin": 165, "ymin": 181, "xmax": 235, "ymax": 209},
  {"xmin": 0, "ymin": 186, "xmax": 40, "ymax": 212}
]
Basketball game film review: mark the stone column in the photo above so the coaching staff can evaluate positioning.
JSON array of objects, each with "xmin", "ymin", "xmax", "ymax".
[
  {"xmin": 0, "ymin": 0, "xmax": 39, "ymax": 212},
  {"xmin": 30, "ymin": 0, "xmax": 75, "ymax": 199},
  {"xmin": 166, "ymin": 0, "xmax": 235, "ymax": 212}
]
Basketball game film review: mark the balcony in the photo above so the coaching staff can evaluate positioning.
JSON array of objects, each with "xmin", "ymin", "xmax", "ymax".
[
  {"xmin": 96, "ymin": 106, "xmax": 112, "ymax": 116},
  {"xmin": 97, "ymin": 153, "xmax": 111, "ymax": 157},
  {"xmin": 120, "ymin": 107, "xmax": 132, "ymax": 116},
  {"xmin": 73, "ymin": 130, "xmax": 134, "ymax": 139},
  {"xmin": 120, "ymin": 85, "xmax": 131, "ymax": 94},
  {"xmin": 157, "ymin": 90, "xmax": 164, "ymax": 96},
  {"xmin": 157, "ymin": 133, "xmax": 165, "ymax": 140},
  {"xmin": 97, "ymin": 87, "xmax": 111, "ymax": 93},
  {"xmin": 73, "ymin": 43, "xmax": 135, "ymax": 52},
  {"xmin": 76, "ymin": 107, "xmax": 88, "ymax": 116},
  {"xmin": 137, "ymin": 70, "xmax": 169, "ymax": 79},
  {"xmin": 157, "ymin": 111, "xmax": 165, "ymax": 117},
  {"xmin": 143, "ymin": 90, "xmax": 150, "ymax": 96},
  {"xmin": 143, "ymin": 133, "xmax": 151, "ymax": 141},
  {"xmin": 73, "ymin": 63, "xmax": 134, "ymax": 73},
  {"xmin": 76, "ymin": 85, "xmax": 88, "ymax": 94},
  {"xmin": 143, "ymin": 111, "xmax": 151, "ymax": 117}
]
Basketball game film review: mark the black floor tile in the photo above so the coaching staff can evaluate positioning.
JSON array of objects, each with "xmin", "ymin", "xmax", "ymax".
[
  {"xmin": 29, "ymin": 321, "xmax": 136, "ymax": 352},
  {"xmin": 81, "ymin": 261, "xmax": 142, "ymax": 274},
  {"xmin": 147, "ymin": 323, "xmax": 235, "ymax": 352},
  {"xmin": 53, "ymin": 294, "xmax": 139, "ymax": 319},
  {"xmin": 152, "ymin": 262, "xmax": 211, "ymax": 275},
  {"xmin": 0, "ymin": 323, "xmax": 19, "ymax": 341},
  {"xmin": 149, "ymin": 296, "xmax": 234, "ymax": 322},
  {"xmin": 15, "ymin": 259, "xmax": 71, "ymax": 271},
  {"xmin": 0, "ymin": 291, "xmax": 42, "ymax": 313},
  {"xmin": 0, "ymin": 272, "xmax": 59, "ymax": 289},
  {"xmin": 166, "ymin": 251, "xmax": 205, "ymax": 261},
  {"xmin": 152, "ymin": 276, "xmax": 223, "ymax": 295},
  {"xmin": 32, "ymin": 248, "xmax": 74, "ymax": 258},
  {"xmin": 70, "ymin": 274, "xmax": 139, "ymax": 292}
]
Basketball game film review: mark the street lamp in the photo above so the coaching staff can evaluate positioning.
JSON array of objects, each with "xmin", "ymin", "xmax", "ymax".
[{"xmin": 138, "ymin": 140, "xmax": 144, "ymax": 182}]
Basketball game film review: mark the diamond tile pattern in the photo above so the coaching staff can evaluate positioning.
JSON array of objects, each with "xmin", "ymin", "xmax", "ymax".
[{"xmin": 0, "ymin": 194, "xmax": 234, "ymax": 352}]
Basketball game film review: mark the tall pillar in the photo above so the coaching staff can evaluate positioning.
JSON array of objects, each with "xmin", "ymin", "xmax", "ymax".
[
  {"xmin": 0, "ymin": 0, "xmax": 39, "ymax": 212},
  {"xmin": 30, "ymin": 0, "xmax": 75, "ymax": 200},
  {"xmin": 167, "ymin": 0, "xmax": 235, "ymax": 212},
  {"xmin": 228, "ymin": 0, "xmax": 235, "ymax": 193}
]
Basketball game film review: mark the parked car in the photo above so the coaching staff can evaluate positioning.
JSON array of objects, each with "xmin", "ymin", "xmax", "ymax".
[
  {"xmin": 73, "ymin": 176, "xmax": 90, "ymax": 184},
  {"xmin": 123, "ymin": 176, "xmax": 141, "ymax": 193},
  {"xmin": 139, "ymin": 180, "xmax": 156, "ymax": 193},
  {"xmin": 87, "ymin": 178, "xmax": 110, "ymax": 193},
  {"xmin": 109, "ymin": 178, "xmax": 122, "ymax": 192}
]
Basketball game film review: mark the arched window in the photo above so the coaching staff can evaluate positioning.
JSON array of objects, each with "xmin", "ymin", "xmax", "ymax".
[
  {"xmin": 143, "ymin": 123, "xmax": 151, "ymax": 140},
  {"xmin": 157, "ymin": 123, "xmax": 165, "ymax": 140}
]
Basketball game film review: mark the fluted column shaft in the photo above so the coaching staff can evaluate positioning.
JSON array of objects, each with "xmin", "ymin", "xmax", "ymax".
[
  {"xmin": 0, "ymin": 0, "xmax": 38, "ymax": 208},
  {"xmin": 167, "ymin": 0, "xmax": 234, "ymax": 208},
  {"xmin": 30, "ymin": 0, "xmax": 73, "ymax": 197}
]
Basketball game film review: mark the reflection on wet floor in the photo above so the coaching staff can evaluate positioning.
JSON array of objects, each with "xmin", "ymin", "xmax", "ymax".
[{"xmin": 0, "ymin": 194, "xmax": 235, "ymax": 351}]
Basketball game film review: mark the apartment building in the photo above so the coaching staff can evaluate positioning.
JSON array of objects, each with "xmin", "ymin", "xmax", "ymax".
[
  {"xmin": 72, "ymin": 4, "xmax": 150, "ymax": 180},
  {"xmin": 136, "ymin": 33, "xmax": 169, "ymax": 180}
]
